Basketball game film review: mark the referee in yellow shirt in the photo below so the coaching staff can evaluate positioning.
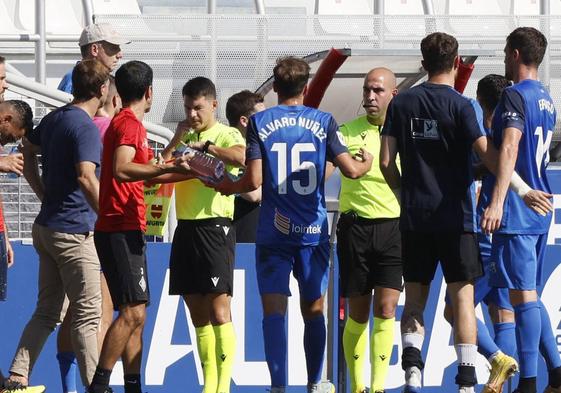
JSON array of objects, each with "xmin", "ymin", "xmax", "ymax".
[{"xmin": 336, "ymin": 68, "xmax": 401, "ymax": 393}]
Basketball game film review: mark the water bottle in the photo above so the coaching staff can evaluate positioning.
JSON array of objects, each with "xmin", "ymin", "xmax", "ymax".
[
  {"xmin": 172, "ymin": 145, "xmax": 225, "ymax": 184},
  {"xmin": 2, "ymin": 145, "xmax": 20, "ymax": 180}
]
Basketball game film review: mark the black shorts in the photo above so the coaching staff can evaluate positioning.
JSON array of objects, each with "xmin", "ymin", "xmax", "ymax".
[
  {"xmin": 336, "ymin": 213, "xmax": 403, "ymax": 297},
  {"xmin": 169, "ymin": 218, "xmax": 235, "ymax": 296},
  {"xmin": 402, "ymin": 231, "xmax": 483, "ymax": 285},
  {"xmin": 94, "ymin": 230, "xmax": 150, "ymax": 310}
]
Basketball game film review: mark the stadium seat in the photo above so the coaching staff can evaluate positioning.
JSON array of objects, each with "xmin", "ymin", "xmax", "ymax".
[
  {"xmin": 92, "ymin": 0, "xmax": 141, "ymax": 15},
  {"xmin": 317, "ymin": 0, "xmax": 372, "ymax": 15},
  {"xmin": 13, "ymin": 0, "xmax": 83, "ymax": 35},
  {"xmin": 382, "ymin": 0, "xmax": 430, "ymax": 42},
  {"xmin": 315, "ymin": 0, "xmax": 376, "ymax": 39},
  {"xmin": 0, "ymin": 0, "xmax": 28, "ymax": 34},
  {"xmin": 384, "ymin": 0, "xmax": 425, "ymax": 15},
  {"xmin": 445, "ymin": 0, "xmax": 513, "ymax": 41}
]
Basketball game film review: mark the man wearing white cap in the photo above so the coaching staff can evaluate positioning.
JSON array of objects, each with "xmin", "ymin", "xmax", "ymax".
[
  {"xmin": 56, "ymin": 22, "xmax": 129, "ymax": 393},
  {"xmin": 58, "ymin": 23, "xmax": 130, "ymax": 94}
]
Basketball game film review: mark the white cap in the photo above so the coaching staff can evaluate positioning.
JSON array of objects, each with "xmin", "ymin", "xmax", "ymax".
[{"xmin": 78, "ymin": 23, "xmax": 131, "ymax": 46}]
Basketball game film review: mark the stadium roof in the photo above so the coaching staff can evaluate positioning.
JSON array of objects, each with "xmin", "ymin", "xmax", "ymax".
[{"xmin": 257, "ymin": 48, "xmax": 496, "ymax": 125}]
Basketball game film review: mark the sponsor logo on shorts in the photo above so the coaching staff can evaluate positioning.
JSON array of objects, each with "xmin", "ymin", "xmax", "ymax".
[
  {"xmin": 211, "ymin": 276, "xmax": 220, "ymax": 287},
  {"xmin": 139, "ymin": 267, "xmax": 147, "ymax": 293},
  {"xmin": 274, "ymin": 208, "xmax": 322, "ymax": 236}
]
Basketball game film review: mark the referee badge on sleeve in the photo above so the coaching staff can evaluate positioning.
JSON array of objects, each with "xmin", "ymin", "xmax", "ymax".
[{"xmin": 411, "ymin": 118, "xmax": 440, "ymax": 140}]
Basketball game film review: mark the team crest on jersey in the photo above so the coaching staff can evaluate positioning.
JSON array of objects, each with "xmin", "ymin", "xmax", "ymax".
[
  {"xmin": 411, "ymin": 118, "xmax": 439, "ymax": 140},
  {"xmin": 336, "ymin": 131, "xmax": 347, "ymax": 146},
  {"xmin": 274, "ymin": 208, "xmax": 291, "ymax": 235}
]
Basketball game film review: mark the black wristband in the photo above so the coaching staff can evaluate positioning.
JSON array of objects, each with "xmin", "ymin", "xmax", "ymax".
[{"xmin": 202, "ymin": 140, "xmax": 214, "ymax": 154}]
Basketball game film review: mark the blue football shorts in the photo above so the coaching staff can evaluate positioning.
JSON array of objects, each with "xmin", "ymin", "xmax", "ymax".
[
  {"xmin": 255, "ymin": 242, "xmax": 330, "ymax": 302},
  {"xmin": 489, "ymin": 233, "xmax": 547, "ymax": 290},
  {"xmin": 445, "ymin": 233, "xmax": 512, "ymax": 310}
]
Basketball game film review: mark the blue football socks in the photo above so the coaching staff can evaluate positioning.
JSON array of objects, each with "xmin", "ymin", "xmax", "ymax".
[
  {"xmin": 263, "ymin": 313, "xmax": 287, "ymax": 388},
  {"xmin": 514, "ymin": 301, "xmax": 541, "ymax": 378},
  {"xmin": 493, "ymin": 322, "xmax": 517, "ymax": 357},
  {"xmin": 538, "ymin": 300, "xmax": 561, "ymax": 371},
  {"xmin": 304, "ymin": 315, "xmax": 327, "ymax": 385},
  {"xmin": 476, "ymin": 318, "xmax": 500, "ymax": 359},
  {"xmin": 56, "ymin": 351, "xmax": 77, "ymax": 393}
]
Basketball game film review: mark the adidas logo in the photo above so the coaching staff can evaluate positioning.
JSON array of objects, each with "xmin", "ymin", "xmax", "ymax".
[
  {"xmin": 211, "ymin": 276, "xmax": 220, "ymax": 287},
  {"xmin": 353, "ymin": 354, "xmax": 359, "ymax": 360},
  {"xmin": 221, "ymin": 354, "xmax": 227, "ymax": 361},
  {"xmin": 379, "ymin": 354, "xmax": 387, "ymax": 361}
]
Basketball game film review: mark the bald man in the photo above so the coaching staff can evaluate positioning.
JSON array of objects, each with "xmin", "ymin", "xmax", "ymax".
[{"xmin": 335, "ymin": 68, "xmax": 401, "ymax": 393}]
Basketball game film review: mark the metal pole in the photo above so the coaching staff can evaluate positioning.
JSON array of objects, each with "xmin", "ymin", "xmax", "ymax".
[
  {"xmin": 82, "ymin": 0, "xmax": 94, "ymax": 25},
  {"xmin": 540, "ymin": 0, "xmax": 551, "ymax": 91},
  {"xmin": 208, "ymin": 0, "xmax": 216, "ymax": 14},
  {"xmin": 374, "ymin": 0, "xmax": 384, "ymax": 14},
  {"xmin": 35, "ymin": 0, "xmax": 46, "ymax": 84},
  {"xmin": 421, "ymin": 0, "xmax": 436, "ymax": 35},
  {"xmin": 421, "ymin": 0, "xmax": 435, "ymax": 14},
  {"xmin": 314, "ymin": 0, "xmax": 320, "ymax": 14},
  {"xmin": 254, "ymin": 0, "xmax": 265, "ymax": 14}
]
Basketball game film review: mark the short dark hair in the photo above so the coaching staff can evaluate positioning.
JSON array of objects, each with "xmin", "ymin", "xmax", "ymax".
[
  {"xmin": 225, "ymin": 90, "xmax": 264, "ymax": 127},
  {"xmin": 0, "ymin": 56, "xmax": 5, "ymax": 65},
  {"xmin": 115, "ymin": 60, "xmax": 153, "ymax": 104},
  {"xmin": 71, "ymin": 59, "xmax": 110, "ymax": 102},
  {"xmin": 506, "ymin": 27, "xmax": 547, "ymax": 67},
  {"xmin": 273, "ymin": 56, "xmax": 310, "ymax": 98},
  {"xmin": 2, "ymin": 100, "xmax": 33, "ymax": 135},
  {"xmin": 477, "ymin": 74, "xmax": 510, "ymax": 113},
  {"xmin": 420, "ymin": 32, "xmax": 458, "ymax": 75},
  {"xmin": 182, "ymin": 77, "xmax": 216, "ymax": 100}
]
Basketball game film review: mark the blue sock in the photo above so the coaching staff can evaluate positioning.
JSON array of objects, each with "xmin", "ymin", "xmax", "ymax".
[
  {"xmin": 476, "ymin": 318, "xmax": 500, "ymax": 359},
  {"xmin": 263, "ymin": 314, "xmax": 287, "ymax": 388},
  {"xmin": 494, "ymin": 322, "xmax": 517, "ymax": 358},
  {"xmin": 56, "ymin": 351, "xmax": 77, "ymax": 393},
  {"xmin": 538, "ymin": 300, "xmax": 561, "ymax": 370},
  {"xmin": 304, "ymin": 315, "xmax": 326, "ymax": 385},
  {"xmin": 514, "ymin": 301, "xmax": 541, "ymax": 378}
]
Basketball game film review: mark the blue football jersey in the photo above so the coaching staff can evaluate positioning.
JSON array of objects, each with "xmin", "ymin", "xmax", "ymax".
[
  {"xmin": 480, "ymin": 79, "xmax": 555, "ymax": 234},
  {"xmin": 245, "ymin": 105, "xmax": 348, "ymax": 246}
]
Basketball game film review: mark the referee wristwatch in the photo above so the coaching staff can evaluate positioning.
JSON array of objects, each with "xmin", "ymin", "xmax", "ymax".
[{"xmin": 202, "ymin": 140, "xmax": 215, "ymax": 154}]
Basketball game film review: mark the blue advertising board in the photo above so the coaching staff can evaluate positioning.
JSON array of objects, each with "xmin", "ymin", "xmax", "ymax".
[{"xmin": 3, "ymin": 167, "xmax": 561, "ymax": 392}]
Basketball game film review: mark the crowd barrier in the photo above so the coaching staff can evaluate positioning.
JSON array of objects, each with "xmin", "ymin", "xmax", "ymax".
[{"xmin": 3, "ymin": 167, "xmax": 561, "ymax": 392}]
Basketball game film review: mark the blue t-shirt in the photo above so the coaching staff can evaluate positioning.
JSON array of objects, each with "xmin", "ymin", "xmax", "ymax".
[
  {"xmin": 28, "ymin": 105, "xmax": 101, "ymax": 233},
  {"xmin": 381, "ymin": 82, "xmax": 486, "ymax": 232},
  {"xmin": 58, "ymin": 69, "xmax": 73, "ymax": 94},
  {"xmin": 246, "ymin": 105, "xmax": 348, "ymax": 246},
  {"xmin": 480, "ymin": 79, "xmax": 555, "ymax": 234}
]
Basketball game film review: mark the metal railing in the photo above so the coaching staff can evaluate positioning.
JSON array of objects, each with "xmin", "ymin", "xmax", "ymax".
[{"xmin": 3, "ymin": 70, "xmax": 177, "ymax": 241}]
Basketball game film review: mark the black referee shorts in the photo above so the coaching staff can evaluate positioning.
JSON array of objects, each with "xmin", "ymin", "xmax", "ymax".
[
  {"xmin": 402, "ymin": 230, "xmax": 483, "ymax": 285},
  {"xmin": 94, "ymin": 230, "xmax": 150, "ymax": 310},
  {"xmin": 336, "ymin": 212, "xmax": 403, "ymax": 297},
  {"xmin": 169, "ymin": 218, "xmax": 235, "ymax": 296}
]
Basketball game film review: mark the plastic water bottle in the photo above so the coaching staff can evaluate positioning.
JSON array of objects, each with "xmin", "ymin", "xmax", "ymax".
[
  {"xmin": 2, "ymin": 145, "xmax": 20, "ymax": 180},
  {"xmin": 172, "ymin": 145, "xmax": 225, "ymax": 184}
]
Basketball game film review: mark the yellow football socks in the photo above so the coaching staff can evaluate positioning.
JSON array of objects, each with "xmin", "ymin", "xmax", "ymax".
[
  {"xmin": 214, "ymin": 322, "xmax": 237, "ymax": 393},
  {"xmin": 195, "ymin": 324, "xmax": 218, "ymax": 393},
  {"xmin": 371, "ymin": 317, "xmax": 395, "ymax": 392},
  {"xmin": 343, "ymin": 317, "xmax": 368, "ymax": 393}
]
